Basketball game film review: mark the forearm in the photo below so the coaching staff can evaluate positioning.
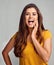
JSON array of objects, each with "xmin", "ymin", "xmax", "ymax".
[
  {"xmin": 2, "ymin": 52, "xmax": 12, "ymax": 65},
  {"xmin": 32, "ymin": 36, "xmax": 49, "ymax": 62}
]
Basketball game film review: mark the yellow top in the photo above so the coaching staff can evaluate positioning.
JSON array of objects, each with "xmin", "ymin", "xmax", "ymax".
[{"xmin": 19, "ymin": 30, "xmax": 52, "ymax": 65}]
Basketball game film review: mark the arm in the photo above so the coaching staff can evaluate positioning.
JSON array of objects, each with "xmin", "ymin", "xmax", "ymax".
[
  {"xmin": 2, "ymin": 33, "xmax": 16, "ymax": 65},
  {"xmin": 31, "ymin": 36, "xmax": 52, "ymax": 62},
  {"xmin": 31, "ymin": 21, "xmax": 52, "ymax": 62}
]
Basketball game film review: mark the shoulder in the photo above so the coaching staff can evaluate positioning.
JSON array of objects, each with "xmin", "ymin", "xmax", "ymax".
[
  {"xmin": 11, "ymin": 31, "xmax": 18, "ymax": 39},
  {"xmin": 42, "ymin": 30, "xmax": 52, "ymax": 40}
]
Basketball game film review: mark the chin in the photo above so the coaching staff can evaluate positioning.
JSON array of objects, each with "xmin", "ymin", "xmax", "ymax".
[{"xmin": 28, "ymin": 26, "xmax": 34, "ymax": 29}]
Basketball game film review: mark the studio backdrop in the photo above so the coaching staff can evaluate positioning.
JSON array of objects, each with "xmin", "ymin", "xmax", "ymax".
[{"xmin": 0, "ymin": 0, "xmax": 54, "ymax": 65}]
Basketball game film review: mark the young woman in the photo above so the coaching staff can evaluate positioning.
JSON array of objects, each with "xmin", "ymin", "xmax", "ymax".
[{"xmin": 2, "ymin": 3, "xmax": 52, "ymax": 65}]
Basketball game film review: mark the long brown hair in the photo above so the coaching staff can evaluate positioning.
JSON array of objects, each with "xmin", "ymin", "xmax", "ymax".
[{"xmin": 14, "ymin": 3, "xmax": 45, "ymax": 57}]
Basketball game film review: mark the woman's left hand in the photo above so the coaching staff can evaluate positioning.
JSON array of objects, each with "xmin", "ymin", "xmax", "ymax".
[{"xmin": 31, "ymin": 20, "xmax": 38, "ymax": 38}]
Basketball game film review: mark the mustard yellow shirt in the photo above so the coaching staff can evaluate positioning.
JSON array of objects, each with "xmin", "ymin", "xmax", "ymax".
[{"xmin": 19, "ymin": 30, "xmax": 52, "ymax": 65}]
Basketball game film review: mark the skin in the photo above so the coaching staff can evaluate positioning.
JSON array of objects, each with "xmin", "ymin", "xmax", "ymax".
[
  {"xmin": 2, "ymin": 35, "xmax": 16, "ymax": 65},
  {"xmin": 2, "ymin": 7, "xmax": 52, "ymax": 65},
  {"xmin": 25, "ymin": 7, "xmax": 52, "ymax": 62},
  {"xmin": 25, "ymin": 8, "xmax": 38, "ymax": 34}
]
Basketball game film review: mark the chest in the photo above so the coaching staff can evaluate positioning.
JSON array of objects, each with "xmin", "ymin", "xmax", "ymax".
[{"xmin": 22, "ymin": 35, "xmax": 44, "ymax": 56}]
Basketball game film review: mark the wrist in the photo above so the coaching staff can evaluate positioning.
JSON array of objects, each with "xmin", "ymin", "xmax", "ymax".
[{"xmin": 31, "ymin": 34, "xmax": 36, "ymax": 40}]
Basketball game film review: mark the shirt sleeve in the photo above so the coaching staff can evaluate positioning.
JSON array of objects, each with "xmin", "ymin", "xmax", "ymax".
[
  {"xmin": 11, "ymin": 32, "xmax": 17, "ymax": 39},
  {"xmin": 44, "ymin": 30, "xmax": 52, "ymax": 40}
]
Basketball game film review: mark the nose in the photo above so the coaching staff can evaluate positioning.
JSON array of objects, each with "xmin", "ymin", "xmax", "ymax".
[{"xmin": 29, "ymin": 14, "xmax": 33, "ymax": 18}]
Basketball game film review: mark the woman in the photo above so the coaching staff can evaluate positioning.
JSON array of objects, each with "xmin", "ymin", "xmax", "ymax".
[{"xmin": 2, "ymin": 3, "xmax": 52, "ymax": 65}]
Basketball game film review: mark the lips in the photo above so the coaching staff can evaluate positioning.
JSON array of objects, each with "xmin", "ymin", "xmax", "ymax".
[{"xmin": 28, "ymin": 20, "xmax": 34, "ymax": 25}]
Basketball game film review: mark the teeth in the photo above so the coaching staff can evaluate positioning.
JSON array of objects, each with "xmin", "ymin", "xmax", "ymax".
[{"xmin": 28, "ymin": 21, "xmax": 34, "ymax": 22}]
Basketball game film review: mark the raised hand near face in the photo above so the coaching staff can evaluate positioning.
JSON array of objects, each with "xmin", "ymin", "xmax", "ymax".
[{"xmin": 31, "ymin": 20, "xmax": 38, "ymax": 39}]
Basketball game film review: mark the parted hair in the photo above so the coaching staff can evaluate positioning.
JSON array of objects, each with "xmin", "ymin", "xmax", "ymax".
[{"xmin": 14, "ymin": 3, "xmax": 45, "ymax": 57}]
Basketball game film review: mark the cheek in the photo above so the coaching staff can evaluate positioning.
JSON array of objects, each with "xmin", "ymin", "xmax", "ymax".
[
  {"xmin": 25, "ymin": 16, "xmax": 29, "ymax": 21},
  {"xmin": 35, "ymin": 14, "xmax": 38, "ymax": 20},
  {"xmin": 34, "ymin": 18, "xmax": 38, "ymax": 25},
  {"xmin": 34, "ymin": 16, "xmax": 38, "ymax": 20},
  {"xmin": 25, "ymin": 17, "xmax": 28, "ymax": 24}
]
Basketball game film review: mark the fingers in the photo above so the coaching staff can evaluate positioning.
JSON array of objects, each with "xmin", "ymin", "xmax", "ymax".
[{"xmin": 34, "ymin": 23, "xmax": 36, "ymax": 28}]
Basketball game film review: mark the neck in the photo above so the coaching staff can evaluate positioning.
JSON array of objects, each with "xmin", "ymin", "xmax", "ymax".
[{"xmin": 28, "ymin": 28, "xmax": 33, "ymax": 35}]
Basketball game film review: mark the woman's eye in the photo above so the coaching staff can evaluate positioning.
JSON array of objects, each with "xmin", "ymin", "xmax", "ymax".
[
  {"xmin": 33, "ymin": 13, "xmax": 36, "ymax": 15},
  {"xmin": 25, "ymin": 13, "xmax": 29, "ymax": 15}
]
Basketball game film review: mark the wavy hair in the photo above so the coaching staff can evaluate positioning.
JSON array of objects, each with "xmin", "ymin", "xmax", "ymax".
[{"xmin": 14, "ymin": 3, "xmax": 45, "ymax": 57}]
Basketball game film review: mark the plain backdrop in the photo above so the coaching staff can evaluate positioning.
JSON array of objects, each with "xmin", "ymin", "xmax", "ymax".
[{"xmin": 0, "ymin": 0, "xmax": 54, "ymax": 65}]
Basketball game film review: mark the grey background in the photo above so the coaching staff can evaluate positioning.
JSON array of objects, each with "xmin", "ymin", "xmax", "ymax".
[{"xmin": 0, "ymin": 0, "xmax": 54, "ymax": 65}]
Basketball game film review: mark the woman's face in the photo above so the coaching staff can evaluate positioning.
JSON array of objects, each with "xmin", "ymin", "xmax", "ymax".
[{"xmin": 25, "ymin": 7, "xmax": 38, "ymax": 28}]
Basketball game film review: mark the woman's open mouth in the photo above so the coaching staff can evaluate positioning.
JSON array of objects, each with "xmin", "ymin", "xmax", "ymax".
[{"xmin": 28, "ymin": 21, "xmax": 34, "ymax": 25}]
